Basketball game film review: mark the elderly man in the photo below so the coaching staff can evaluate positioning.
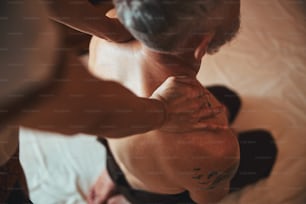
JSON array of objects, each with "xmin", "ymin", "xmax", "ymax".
[
  {"xmin": 0, "ymin": 0, "xmax": 224, "ymax": 203},
  {"xmin": 87, "ymin": 0, "xmax": 242, "ymax": 203}
]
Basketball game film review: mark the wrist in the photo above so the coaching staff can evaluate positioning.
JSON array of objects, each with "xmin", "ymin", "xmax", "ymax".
[{"xmin": 142, "ymin": 97, "xmax": 167, "ymax": 130}]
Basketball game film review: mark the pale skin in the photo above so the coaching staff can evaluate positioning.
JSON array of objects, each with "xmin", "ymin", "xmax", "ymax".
[
  {"xmin": 85, "ymin": 0, "xmax": 241, "ymax": 202},
  {"xmin": 0, "ymin": 1, "xmax": 232, "ymax": 202},
  {"xmin": 87, "ymin": 34, "xmax": 240, "ymax": 204},
  {"xmin": 3, "ymin": 53, "xmax": 220, "ymax": 138},
  {"xmin": 1, "ymin": 0, "xmax": 224, "ymax": 138},
  {"xmin": 86, "ymin": 1, "xmax": 241, "ymax": 203}
]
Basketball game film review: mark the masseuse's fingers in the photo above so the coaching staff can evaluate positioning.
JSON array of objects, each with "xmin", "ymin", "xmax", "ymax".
[
  {"xmin": 174, "ymin": 76, "xmax": 212, "ymax": 100},
  {"xmin": 172, "ymin": 77, "xmax": 219, "ymax": 116},
  {"xmin": 196, "ymin": 105, "xmax": 224, "ymax": 120},
  {"xmin": 194, "ymin": 122, "xmax": 229, "ymax": 130},
  {"xmin": 151, "ymin": 76, "xmax": 225, "ymax": 133},
  {"xmin": 159, "ymin": 76, "xmax": 207, "ymax": 100}
]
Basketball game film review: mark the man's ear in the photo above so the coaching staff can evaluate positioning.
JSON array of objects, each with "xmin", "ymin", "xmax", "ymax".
[{"xmin": 194, "ymin": 32, "xmax": 215, "ymax": 61}]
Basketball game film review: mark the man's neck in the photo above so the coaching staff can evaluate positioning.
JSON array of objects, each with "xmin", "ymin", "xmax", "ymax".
[
  {"xmin": 134, "ymin": 45, "xmax": 203, "ymax": 97},
  {"xmin": 140, "ymin": 45, "xmax": 202, "ymax": 76}
]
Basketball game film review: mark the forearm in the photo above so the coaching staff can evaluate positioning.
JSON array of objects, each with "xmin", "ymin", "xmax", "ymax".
[
  {"xmin": 83, "ymin": 84, "xmax": 166, "ymax": 138},
  {"xmin": 47, "ymin": 0, "xmax": 111, "ymax": 25},
  {"xmin": 2, "ymin": 54, "xmax": 164, "ymax": 138},
  {"xmin": 16, "ymin": 84, "xmax": 164, "ymax": 138},
  {"xmin": 46, "ymin": 0, "xmax": 131, "ymax": 42}
]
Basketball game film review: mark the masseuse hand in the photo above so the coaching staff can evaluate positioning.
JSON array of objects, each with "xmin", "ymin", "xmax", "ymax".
[
  {"xmin": 151, "ymin": 76, "xmax": 225, "ymax": 133},
  {"xmin": 48, "ymin": 0, "xmax": 132, "ymax": 42}
]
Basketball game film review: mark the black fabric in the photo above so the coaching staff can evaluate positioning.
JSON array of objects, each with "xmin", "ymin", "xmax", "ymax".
[
  {"xmin": 207, "ymin": 86, "xmax": 277, "ymax": 191},
  {"xmin": 207, "ymin": 85, "xmax": 241, "ymax": 124},
  {"xmin": 99, "ymin": 139, "xmax": 196, "ymax": 204},
  {"xmin": 230, "ymin": 130, "xmax": 278, "ymax": 192}
]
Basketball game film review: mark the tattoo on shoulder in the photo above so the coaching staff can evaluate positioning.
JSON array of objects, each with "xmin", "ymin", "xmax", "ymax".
[{"xmin": 191, "ymin": 164, "xmax": 238, "ymax": 190}]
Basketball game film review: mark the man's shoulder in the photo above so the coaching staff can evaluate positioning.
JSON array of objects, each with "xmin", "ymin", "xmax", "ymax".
[
  {"xmin": 174, "ymin": 128, "xmax": 239, "ymax": 161},
  {"xmin": 163, "ymin": 129, "xmax": 240, "ymax": 189}
]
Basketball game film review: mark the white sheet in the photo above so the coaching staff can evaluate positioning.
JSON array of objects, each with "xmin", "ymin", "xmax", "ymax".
[
  {"xmin": 20, "ymin": 131, "xmax": 105, "ymax": 204},
  {"xmin": 20, "ymin": 0, "xmax": 306, "ymax": 203}
]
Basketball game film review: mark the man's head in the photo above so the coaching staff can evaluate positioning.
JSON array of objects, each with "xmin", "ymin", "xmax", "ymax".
[{"xmin": 113, "ymin": 0, "xmax": 240, "ymax": 58}]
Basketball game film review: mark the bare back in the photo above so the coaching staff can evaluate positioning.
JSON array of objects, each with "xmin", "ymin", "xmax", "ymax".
[{"xmin": 89, "ymin": 37, "xmax": 240, "ymax": 203}]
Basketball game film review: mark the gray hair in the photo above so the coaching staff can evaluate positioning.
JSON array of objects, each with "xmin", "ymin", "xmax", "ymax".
[{"xmin": 113, "ymin": 0, "xmax": 240, "ymax": 54}]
